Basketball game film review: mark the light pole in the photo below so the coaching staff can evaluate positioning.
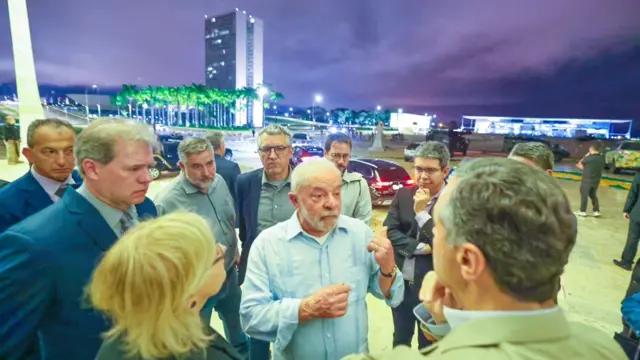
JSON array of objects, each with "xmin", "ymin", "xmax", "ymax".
[
  {"xmin": 84, "ymin": 84, "xmax": 98, "ymax": 118},
  {"xmin": 7, "ymin": 0, "xmax": 45, "ymax": 156},
  {"xmin": 312, "ymin": 94, "xmax": 322, "ymax": 124}
]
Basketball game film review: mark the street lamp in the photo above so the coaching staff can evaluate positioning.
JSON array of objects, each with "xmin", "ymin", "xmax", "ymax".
[
  {"xmin": 398, "ymin": 108, "xmax": 403, "ymax": 114},
  {"xmin": 312, "ymin": 94, "xmax": 322, "ymax": 123},
  {"xmin": 84, "ymin": 84, "xmax": 98, "ymax": 118},
  {"xmin": 376, "ymin": 105, "xmax": 382, "ymax": 111}
]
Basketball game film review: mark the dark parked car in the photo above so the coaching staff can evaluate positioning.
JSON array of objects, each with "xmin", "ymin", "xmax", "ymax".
[
  {"xmin": 290, "ymin": 145, "xmax": 324, "ymax": 168},
  {"xmin": 404, "ymin": 130, "xmax": 469, "ymax": 162},
  {"xmin": 348, "ymin": 159, "xmax": 414, "ymax": 206}
]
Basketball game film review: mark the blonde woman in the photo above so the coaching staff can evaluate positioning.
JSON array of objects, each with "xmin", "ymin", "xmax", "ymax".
[{"xmin": 89, "ymin": 212, "xmax": 244, "ymax": 360}]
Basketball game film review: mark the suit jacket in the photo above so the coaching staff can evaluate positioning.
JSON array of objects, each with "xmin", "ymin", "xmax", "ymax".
[
  {"xmin": 624, "ymin": 173, "xmax": 640, "ymax": 222},
  {"xmin": 342, "ymin": 310, "xmax": 627, "ymax": 359},
  {"xmin": 383, "ymin": 186, "xmax": 436, "ymax": 269},
  {"xmin": 0, "ymin": 170, "xmax": 83, "ymax": 233},
  {"xmin": 95, "ymin": 316, "xmax": 244, "ymax": 360},
  {"xmin": 235, "ymin": 168, "xmax": 264, "ymax": 284},
  {"xmin": 215, "ymin": 154, "xmax": 241, "ymax": 204},
  {"xmin": 0, "ymin": 190, "xmax": 156, "ymax": 360}
]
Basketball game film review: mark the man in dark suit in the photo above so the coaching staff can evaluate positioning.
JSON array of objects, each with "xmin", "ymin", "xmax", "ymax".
[
  {"xmin": 206, "ymin": 130, "xmax": 241, "ymax": 203},
  {"xmin": 236, "ymin": 124, "xmax": 296, "ymax": 360},
  {"xmin": 0, "ymin": 119, "xmax": 81, "ymax": 234},
  {"xmin": 383, "ymin": 141, "xmax": 450, "ymax": 350},
  {"xmin": 615, "ymin": 173, "xmax": 640, "ymax": 272},
  {"xmin": 0, "ymin": 118, "xmax": 158, "ymax": 360}
]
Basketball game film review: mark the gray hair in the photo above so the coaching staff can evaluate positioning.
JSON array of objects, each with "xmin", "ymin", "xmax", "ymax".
[
  {"xmin": 291, "ymin": 157, "xmax": 340, "ymax": 193},
  {"xmin": 509, "ymin": 142, "xmax": 554, "ymax": 171},
  {"xmin": 415, "ymin": 141, "xmax": 450, "ymax": 168},
  {"xmin": 205, "ymin": 131, "xmax": 225, "ymax": 151},
  {"xmin": 257, "ymin": 124, "xmax": 292, "ymax": 149},
  {"xmin": 178, "ymin": 137, "xmax": 213, "ymax": 164},
  {"xmin": 75, "ymin": 118, "xmax": 159, "ymax": 177},
  {"xmin": 27, "ymin": 118, "xmax": 75, "ymax": 148},
  {"xmin": 437, "ymin": 157, "xmax": 575, "ymax": 303}
]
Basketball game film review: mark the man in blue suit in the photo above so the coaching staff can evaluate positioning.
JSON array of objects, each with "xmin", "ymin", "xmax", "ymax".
[
  {"xmin": 207, "ymin": 130, "xmax": 241, "ymax": 203},
  {"xmin": 236, "ymin": 124, "xmax": 296, "ymax": 360},
  {"xmin": 0, "ymin": 118, "xmax": 158, "ymax": 360},
  {"xmin": 0, "ymin": 119, "xmax": 81, "ymax": 234}
]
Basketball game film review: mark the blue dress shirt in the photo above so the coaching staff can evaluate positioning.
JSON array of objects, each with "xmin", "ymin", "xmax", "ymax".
[{"xmin": 240, "ymin": 213, "xmax": 404, "ymax": 360}]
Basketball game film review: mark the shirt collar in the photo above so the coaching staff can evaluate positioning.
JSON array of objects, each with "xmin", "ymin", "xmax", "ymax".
[
  {"xmin": 443, "ymin": 305, "xmax": 560, "ymax": 330},
  {"xmin": 284, "ymin": 211, "xmax": 349, "ymax": 241},
  {"xmin": 261, "ymin": 168, "xmax": 292, "ymax": 186},
  {"xmin": 30, "ymin": 167, "xmax": 75, "ymax": 198},
  {"xmin": 76, "ymin": 184, "xmax": 137, "ymax": 229}
]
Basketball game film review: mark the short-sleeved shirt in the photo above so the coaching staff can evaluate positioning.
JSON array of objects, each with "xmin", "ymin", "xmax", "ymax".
[{"xmin": 581, "ymin": 154, "xmax": 605, "ymax": 184}]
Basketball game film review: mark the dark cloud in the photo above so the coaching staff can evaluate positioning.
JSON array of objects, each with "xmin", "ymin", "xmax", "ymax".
[{"xmin": 0, "ymin": 0, "xmax": 638, "ymax": 115}]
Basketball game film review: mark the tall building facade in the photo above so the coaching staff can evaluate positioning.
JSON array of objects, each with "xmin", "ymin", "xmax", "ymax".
[{"xmin": 205, "ymin": 9, "xmax": 264, "ymax": 127}]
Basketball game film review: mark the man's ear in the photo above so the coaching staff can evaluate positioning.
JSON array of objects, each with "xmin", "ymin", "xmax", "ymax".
[{"xmin": 288, "ymin": 192, "xmax": 300, "ymax": 208}]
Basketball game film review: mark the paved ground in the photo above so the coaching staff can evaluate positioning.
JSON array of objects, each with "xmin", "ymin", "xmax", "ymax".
[{"xmin": 0, "ymin": 142, "xmax": 633, "ymax": 352}]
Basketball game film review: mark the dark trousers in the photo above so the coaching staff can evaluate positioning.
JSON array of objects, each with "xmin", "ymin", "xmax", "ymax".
[
  {"xmin": 249, "ymin": 338, "xmax": 271, "ymax": 360},
  {"xmin": 391, "ymin": 279, "xmax": 432, "ymax": 349},
  {"xmin": 621, "ymin": 220, "xmax": 640, "ymax": 266},
  {"xmin": 200, "ymin": 268, "xmax": 249, "ymax": 357},
  {"xmin": 579, "ymin": 182, "xmax": 600, "ymax": 212}
]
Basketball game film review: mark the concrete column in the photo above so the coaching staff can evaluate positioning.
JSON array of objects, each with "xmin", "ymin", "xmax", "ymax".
[{"xmin": 7, "ymin": 0, "xmax": 45, "ymax": 159}]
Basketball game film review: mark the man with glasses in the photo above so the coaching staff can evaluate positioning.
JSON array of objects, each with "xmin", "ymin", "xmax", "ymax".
[
  {"xmin": 382, "ymin": 141, "xmax": 450, "ymax": 350},
  {"xmin": 324, "ymin": 132, "xmax": 372, "ymax": 224},
  {"xmin": 236, "ymin": 124, "xmax": 296, "ymax": 360},
  {"xmin": 154, "ymin": 137, "xmax": 247, "ymax": 357}
]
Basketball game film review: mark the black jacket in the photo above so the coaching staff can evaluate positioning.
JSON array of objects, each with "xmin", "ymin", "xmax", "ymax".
[
  {"xmin": 95, "ymin": 320, "xmax": 244, "ymax": 360},
  {"xmin": 214, "ymin": 154, "xmax": 241, "ymax": 204},
  {"xmin": 1, "ymin": 123, "xmax": 20, "ymax": 141},
  {"xmin": 383, "ymin": 186, "xmax": 437, "ymax": 269},
  {"xmin": 624, "ymin": 173, "xmax": 640, "ymax": 222}
]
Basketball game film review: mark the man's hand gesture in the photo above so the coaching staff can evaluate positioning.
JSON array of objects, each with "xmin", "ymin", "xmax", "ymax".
[
  {"xmin": 418, "ymin": 271, "xmax": 460, "ymax": 324},
  {"xmin": 367, "ymin": 226, "xmax": 396, "ymax": 272},
  {"xmin": 300, "ymin": 284, "xmax": 352, "ymax": 322},
  {"xmin": 413, "ymin": 188, "xmax": 431, "ymax": 214}
]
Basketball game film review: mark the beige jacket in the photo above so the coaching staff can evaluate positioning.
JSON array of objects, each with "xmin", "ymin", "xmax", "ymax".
[
  {"xmin": 342, "ymin": 310, "xmax": 626, "ymax": 359},
  {"xmin": 341, "ymin": 171, "xmax": 372, "ymax": 225}
]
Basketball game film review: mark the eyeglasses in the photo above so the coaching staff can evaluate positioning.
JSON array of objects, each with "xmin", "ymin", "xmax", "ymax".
[
  {"xmin": 259, "ymin": 146, "xmax": 290, "ymax": 157},
  {"xmin": 413, "ymin": 166, "xmax": 443, "ymax": 175},
  {"xmin": 329, "ymin": 153, "xmax": 350, "ymax": 161}
]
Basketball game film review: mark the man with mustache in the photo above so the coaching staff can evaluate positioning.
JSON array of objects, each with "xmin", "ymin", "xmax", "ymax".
[
  {"xmin": 240, "ymin": 157, "xmax": 404, "ymax": 360},
  {"xmin": 324, "ymin": 132, "xmax": 372, "ymax": 224},
  {"xmin": 383, "ymin": 141, "xmax": 450, "ymax": 350},
  {"xmin": 0, "ymin": 118, "xmax": 157, "ymax": 360},
  {"xmin": 155, "ymin": 136, "xmax": 247, "ymax": 357},
  {"xmin": 344, "ymin": 158, "xmax": 625, "ymax": 359},
  {"xmin": 0, "ymin": 118, "xmax": 82, "ymax": 234}
]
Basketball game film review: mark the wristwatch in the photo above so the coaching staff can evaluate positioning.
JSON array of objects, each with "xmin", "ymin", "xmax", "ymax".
[{"xmin": 380, "ymin": 265, "xmax": 398, "ymax": 278}]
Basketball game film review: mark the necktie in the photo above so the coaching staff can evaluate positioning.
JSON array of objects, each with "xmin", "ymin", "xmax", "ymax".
[
  {"xmin": 119, "ymin": 212, "xmax": 135, "ymax": 235},
  {"xmin": 54, "ymin": 184, "xmax": 68, "ymax": 199}
]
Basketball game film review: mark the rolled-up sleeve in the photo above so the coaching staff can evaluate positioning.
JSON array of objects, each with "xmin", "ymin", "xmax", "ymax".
[
  {"xmin": 0, "ymin": 231, "xmax": 54, "ymax": 358},
  {"xmin": 366, "ymin": 250, "xmax": 404, "ymax": 308},
  {"xmin": 240, "ymin": 238, "xmax": 301, "ymax": 350}
]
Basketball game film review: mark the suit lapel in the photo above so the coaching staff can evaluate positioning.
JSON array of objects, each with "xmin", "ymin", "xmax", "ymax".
[
  {"xmin": 427, "ymin": 310, "xmax": 571, "ymax": 354},
  {"xmin": 249, "ymin": 170, "xmax": 262, "ymax": 234},
  {"xmin": 19, "ymin": 171, "xmax": 54, "ymax": 212},
  {"xmin": 63, "ymin": 190, "xmax": 118, "ymax": 252}
]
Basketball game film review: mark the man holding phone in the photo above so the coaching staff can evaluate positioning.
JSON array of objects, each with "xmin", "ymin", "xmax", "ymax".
[{"xmin": 383, "ymin": 141, "xmax": 450, "ymax": 350}]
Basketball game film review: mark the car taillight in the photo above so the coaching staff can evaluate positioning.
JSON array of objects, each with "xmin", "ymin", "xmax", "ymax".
[
  {"xmin": 405, "ymin": 179, "xmax": 414, "ymax": 185},
  {"xmin": 373, "ymin": 181, "xmax": 392, "ymax": 189}
]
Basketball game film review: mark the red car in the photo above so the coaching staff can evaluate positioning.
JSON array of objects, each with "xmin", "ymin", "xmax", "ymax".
[
  {"xmin": 347, "ymin": 159, "xmax": 414, "ymax": 206},
  {"xmin": 290, "ymin": 145, "xmax": 325, "ymax": 168}
]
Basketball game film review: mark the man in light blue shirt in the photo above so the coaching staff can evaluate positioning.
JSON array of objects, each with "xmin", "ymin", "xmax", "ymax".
[{"xmin": 240, "ymin": 157, "xmax": 404, "ymax": 360}]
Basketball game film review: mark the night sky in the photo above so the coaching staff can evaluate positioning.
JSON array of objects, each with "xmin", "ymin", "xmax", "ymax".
[{"xmin": 0, "ymin": 0, "xmax": 639, "ymax": 119}]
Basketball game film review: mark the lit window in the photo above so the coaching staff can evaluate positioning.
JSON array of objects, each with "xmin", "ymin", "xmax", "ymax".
[{"xmin": 211, "ymin": 18, "xmax": 216, "ymax": 22}]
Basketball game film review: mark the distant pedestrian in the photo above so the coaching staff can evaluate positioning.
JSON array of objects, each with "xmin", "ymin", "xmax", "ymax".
[
  {"xmin": 575, "ymin": 141, "xmax": 605, "ymax": 217},
  {"xmin": 252, "ymin": 128, "xmax": 256, "ymax": 137},
  {"xmin": 1, "ymin": 115, "xmax": 22, "ymax": 165}
]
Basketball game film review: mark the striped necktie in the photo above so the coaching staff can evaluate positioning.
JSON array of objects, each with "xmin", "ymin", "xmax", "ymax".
[
  {"xmin": 54, "ymin": 184, "xmax": 68, "ymax": 199},
  {"xmin": 119, "ymin": 212, "xmax": 135, "ymax": 235}
]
